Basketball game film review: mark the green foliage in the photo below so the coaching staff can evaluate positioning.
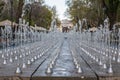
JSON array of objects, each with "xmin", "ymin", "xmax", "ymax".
[
  {"xmin": 66, "ymin": 0, "xmax": 120, "ymax": 29},
  {"xmin": 66, "ymin": 0, "xmax": 99, "ymax": 25},
  {"xmin": 0, "ymin": 0, "xmax": 53, "ymax": 30},
  {"xmin": 56, "ymin": 18, "xmax": 61, "ymax": 27},
  {"xmin": 24, "ymin": 2, "xmax": 52, "ymax": 30},
  {"xmin": 102, "ymin": 0, "xmax": 120, "ymax": 30},
  {"xmin": 51, "ymin": 6, "xmax": 57, "ymax": 19},
  {"xmin": 117, "ymin": 5, "xmax": 120, "ymax": 22},
  {"xmin": 0, "ymin": 1, "xmax": 5, "ymax": 15},
  {"xmin": 0, "ymin": 0, "xmax": 19, "ymax": 21}
]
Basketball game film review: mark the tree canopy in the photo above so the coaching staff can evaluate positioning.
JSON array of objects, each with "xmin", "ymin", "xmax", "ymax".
[
  {"xmin": 102, "ymin": 0, "xmax": 120, "ymax": 30},
  {"xmin": 66, "ymin": 0, "xmax": 120, "ymax": 30},
  {"xmin": 0, "ymin": 0, "xmax": 53, "ymax": 30}
]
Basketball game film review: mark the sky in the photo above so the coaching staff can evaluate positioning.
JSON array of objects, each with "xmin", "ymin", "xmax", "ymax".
[{"xmin": 44, "ymin": 0, "xmax": 68, "ymax": 20}]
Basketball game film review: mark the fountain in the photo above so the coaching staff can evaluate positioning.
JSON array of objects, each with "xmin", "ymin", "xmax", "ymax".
[
  {"xmin": 105, "ymin": 20, "xmax": 113, "ymax": 74},
  {"xmin": 79, "ymin": 19, "xmax": 82, "ymax": 33},
  {"xmin": 16, "ymin": 64, "xmax": 22, "ymax": 74},
  {"xmin": 46, "ymin": 66, "xmax": 52, "ymax": 74},
  {"xmin": 117, "ymin": 28, "xmax": 120, "ymax": 63},
  {"xmin": 50, "ymin": 19, "xmax": 57, "ymax": 32}
]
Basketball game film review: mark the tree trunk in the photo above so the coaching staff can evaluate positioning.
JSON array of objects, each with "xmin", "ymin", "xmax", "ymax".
[
  {"xmin": 0, "ymin": 1, "xmax": 4, "ymax": 13},
  {"xmin": 108, "ymin": 12, "xmax": 117, "ymax": 30},
  {"xmin": 16, "ymin": 0, "xmax": 24, "ymax": 23},
  {"xmin": 101, "ymin": 0, "xmax": 119, "ymax": 31}
]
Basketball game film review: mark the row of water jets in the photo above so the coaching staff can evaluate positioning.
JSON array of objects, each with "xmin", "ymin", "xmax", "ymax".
[
  {"xmin": 70, "ymin": 20, "xmax": 120, "ymax": 74},
  {"xmin": 0, "ymin": 18, "xmax": 42, "ymax": 49},
  {"xmin": 0, "ymin": 17, "xmax": 120, "ymax": 75},
  {"xmin": 0, "ymin": 18, "xmax": 62, "ymax": 74}
]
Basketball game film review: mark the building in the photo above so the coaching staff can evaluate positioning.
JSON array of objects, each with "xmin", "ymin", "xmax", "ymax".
[{"xmin": 60, "ymin": 19, "xmax": 73, "ymax": 32}]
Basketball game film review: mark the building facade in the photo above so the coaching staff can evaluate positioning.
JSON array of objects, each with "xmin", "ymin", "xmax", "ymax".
[{"xmin": 60, "ymin": 19, "xmax": 73, "ymax": 32}]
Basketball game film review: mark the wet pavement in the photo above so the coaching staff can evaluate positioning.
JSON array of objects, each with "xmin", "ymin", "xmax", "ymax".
[
  {"xmin": 51, "ymin": 39, "xmax": 75, "ymax": 76},
  {"xmin": 32, "ymin": 39, "xmax": 76, "ymax": 77}
]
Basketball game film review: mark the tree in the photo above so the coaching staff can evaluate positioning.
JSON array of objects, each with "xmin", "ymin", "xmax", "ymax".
[
  {"xmin": 101, "ymin": 0, "xmax": 120, "ymax": 30},
  {"xmin": 0, "ymin": 0, "xmax": 10, "ymax": 21},
  {"xmin": 16, "ymin": 0, "xmax": 24, "ymax": 23},
  {"xmin": 51, "ymin": 6, "xmax": 57, "ymax": 19},
  {"xmin": 117, "ymin": 5, "xmax": 120, "ymax": 22},
  {"xmin": 66, "ymin": 0, "xmax": 96, "ymax": 30},
  {"xmin": 66, "ymin": 0, "xmax": 120, "ymax": 30},
  {"xmin": 0, "ymin": 0, "xmax": 53, "ymax": 30},
  {"xmin": 0, "ymin": 0, "xmax": 5, "ymax": 16},
  {"xmin": 0, "ymin": 0, "xmax": 19, "ymax": 22},
  {"xmin": 24, "ymin": 2, "xmax": 52, "ymax": 29},
  {"xmin": 56, "ymin": 18, "xmax": 61, "ymax": 27},
  {"xmin": 51, "ymin": 6, "xmax": 60, "ymax": 27}
]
